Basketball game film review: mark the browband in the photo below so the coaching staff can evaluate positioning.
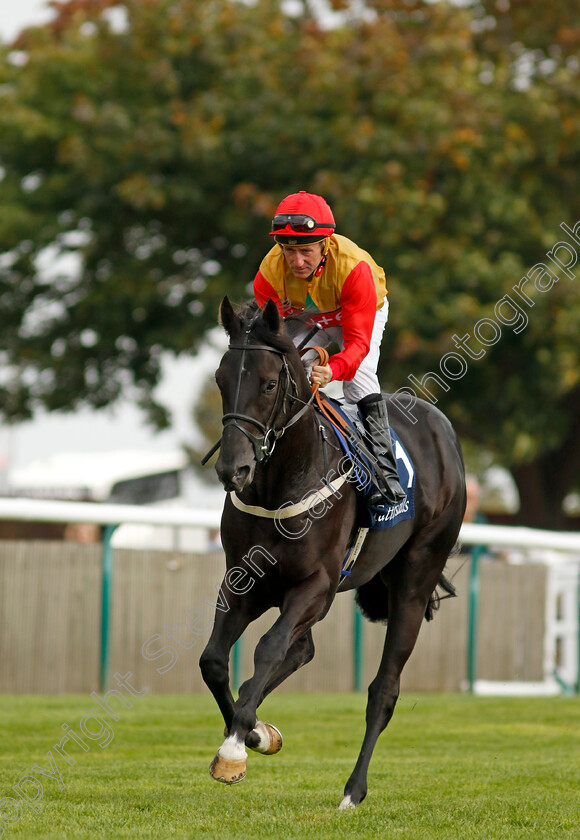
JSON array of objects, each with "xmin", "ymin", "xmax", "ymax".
[{"xmin": 228, "ymin": 344, "xmax": 285, "ymax": 355}]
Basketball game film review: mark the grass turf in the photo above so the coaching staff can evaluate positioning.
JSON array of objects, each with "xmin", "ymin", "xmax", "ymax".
[{"xmin": 0, "ymin": 692, "xmax": 578, "ymax": 839}]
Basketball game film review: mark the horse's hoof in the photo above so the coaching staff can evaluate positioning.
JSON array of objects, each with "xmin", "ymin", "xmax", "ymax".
[
  {"xmin": 209, "ymin": 752, "xmax": 247, "ymax": 785},
  {"xmin": 248, "ymin": 721, "xmax": 283, "ymax": 755}
]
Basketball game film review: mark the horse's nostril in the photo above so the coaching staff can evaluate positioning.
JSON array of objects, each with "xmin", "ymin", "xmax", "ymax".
[
  {"xmin": 216, "ymin": 464, "xmax": 251, "ymax": 492},
  {"xmin": 232, "ymin": 467, "xmax": 250, "ymax": 490}
]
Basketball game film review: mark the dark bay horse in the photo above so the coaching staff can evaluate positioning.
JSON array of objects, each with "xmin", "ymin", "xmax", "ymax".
[{"xmin": 200, "ymin": 296, "xmax": 466, "ymax": 809}]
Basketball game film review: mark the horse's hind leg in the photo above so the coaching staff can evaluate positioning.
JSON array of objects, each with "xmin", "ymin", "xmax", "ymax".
[{"xmin": 340, "ymin": 522, "xmax": 457, "ymax": 809}]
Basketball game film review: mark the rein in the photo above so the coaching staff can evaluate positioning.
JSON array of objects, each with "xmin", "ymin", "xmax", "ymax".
[
  {"xmin": 303, "ymin": 345, "xmax": 390, "ymax": 485},
  {"xmin": 300, "ymin": 345, "xmax": 351, "ymax": 437}
]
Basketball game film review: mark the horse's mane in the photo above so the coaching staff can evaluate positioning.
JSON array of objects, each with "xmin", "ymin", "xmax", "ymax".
[
  {"xmin": 233, "ymin": 299, "xmax": 340, "ymax": 360},
  {"xmin": 283, "ymin": 308, "xmax": 330, "ymax": 338}
]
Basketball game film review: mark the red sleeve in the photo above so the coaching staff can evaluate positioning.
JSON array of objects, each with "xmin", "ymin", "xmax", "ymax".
[
  {"xmin": 254, "ymin": 270, "xmax": 278, "ymax": 307},
  {"xmin": 328, "ymin": 262, "xmax": 378, "ymax": 381},
  {"xmin": 253, "ymin": 270, "xmax": 286, "ymax": 316}
]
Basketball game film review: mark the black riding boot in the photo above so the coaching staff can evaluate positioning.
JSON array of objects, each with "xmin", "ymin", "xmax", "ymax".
[{"xmin": 359, "ymin": 394, "xmax": 406, "ymax": 506}]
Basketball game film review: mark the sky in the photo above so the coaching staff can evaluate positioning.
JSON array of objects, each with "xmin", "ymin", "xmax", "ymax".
[
  {"xmin": 0, "ymin": 0, "xmax": 53, "ymax": 43},
  {"xmin": 0, "ymin": 2, "xmax": 227, "ymax": 482}
]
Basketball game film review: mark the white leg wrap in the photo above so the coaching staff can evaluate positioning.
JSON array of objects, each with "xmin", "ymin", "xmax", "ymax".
[
  {"xmin": 338, "ymin": 794, "xmax": 356, "ymax": 810},
  {"xmin": 209, "ymin": 734, "xmax": 248, "ymax": 785},
  {"xmin": 218, "ymin": 734, "xmax": 247, "ymax": 761},
  {"xmin": 249, "ymin": 721, "xmax": 283, "ymax": 755}
]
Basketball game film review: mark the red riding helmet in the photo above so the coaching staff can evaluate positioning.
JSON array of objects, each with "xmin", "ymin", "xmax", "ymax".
[{"xmin": 270, "ymin": 191, "xmax": 336, "ymax": 245}]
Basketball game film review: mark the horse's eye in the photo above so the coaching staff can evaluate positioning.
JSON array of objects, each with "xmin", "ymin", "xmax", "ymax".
[{"xmin": 264, "ymin": 379, "xmax": 278, "ymax": 393}]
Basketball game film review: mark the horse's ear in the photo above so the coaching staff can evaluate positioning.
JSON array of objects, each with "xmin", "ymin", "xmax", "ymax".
[
  {"xmin": 262, "ymin": 298, "xmax": 281, "ymax": 335},
  {"xmin": 219, "ymin": 296, "xmax": 238, "ymax": 336}
]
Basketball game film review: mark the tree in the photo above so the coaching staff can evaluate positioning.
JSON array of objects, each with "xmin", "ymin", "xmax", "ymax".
[
  {"xmin": 0, "ymin": 0, "xmax": 296, "ymax": 426},
  {"xmin": 1, "ymin": 0, "xmax": 579, "ymax": 526},
  {"xmin": 376, "ymin": 0, "xmax": 580, "ymax": 527}
]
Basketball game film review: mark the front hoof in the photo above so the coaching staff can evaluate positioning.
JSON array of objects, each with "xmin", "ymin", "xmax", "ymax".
[
  {"xmin": 209, "ymin": 752, "xmax": 247, "ymax": 784},
  {"xmin": 248, "ymin": 721, "xmax": 283, "ymax": 755}
]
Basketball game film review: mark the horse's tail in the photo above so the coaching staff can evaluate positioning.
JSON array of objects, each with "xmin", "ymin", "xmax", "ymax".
[
  {"xmin": 355, "ymin": 571, "xmax": 456, "ymax": 624},
  {"xmin": 425, "ymin": 572, "xmax": 456, "ymax": 621},
  {"xmin": 355, "ymin": 574, "xmax": 389, "ymax": 624}
]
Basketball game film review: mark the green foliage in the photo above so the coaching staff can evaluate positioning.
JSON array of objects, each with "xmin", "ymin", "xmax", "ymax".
[{"xmin": 1, "ymin": 0, "xmax": 579, "ymax": 521}]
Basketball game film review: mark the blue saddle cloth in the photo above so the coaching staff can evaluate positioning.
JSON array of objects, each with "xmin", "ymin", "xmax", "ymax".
[{"xmin": 318, "ymin": 398, "xmax": 416, "ymax": 530}]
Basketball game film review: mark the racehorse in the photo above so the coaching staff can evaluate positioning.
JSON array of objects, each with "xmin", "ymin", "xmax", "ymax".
[{"xmin": 199, "ymin": 296, "xmax": 466, "ymax": 809}]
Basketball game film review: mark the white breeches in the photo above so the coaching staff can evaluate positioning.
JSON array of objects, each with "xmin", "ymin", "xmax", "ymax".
[{"xmin": 294, "ymin": 298, "xmax": 389, "ymax": 404}]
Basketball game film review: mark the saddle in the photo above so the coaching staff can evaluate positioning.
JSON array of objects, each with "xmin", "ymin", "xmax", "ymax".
[
  {"xmin": 313, "ymin": 393, "xmax": 415, "ymax": 531},
  {"xmin": 304, "ymin": 343, "xmax": 415, "ymax": 531}
]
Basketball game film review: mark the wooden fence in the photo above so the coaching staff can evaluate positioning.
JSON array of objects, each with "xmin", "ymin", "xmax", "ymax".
[{"xmin": 0, "ymin": 542, "xmax": 547, "ymax": 694}]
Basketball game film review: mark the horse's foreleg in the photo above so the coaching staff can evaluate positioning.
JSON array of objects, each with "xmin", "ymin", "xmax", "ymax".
[
  {"xmin": 259, "ymin": 628, "xmax": 315, "ymax": 702},
  {"xmin": 244, "ymin": 629, "xmax": 315, "ymax": 753},
  {"xmin": 199, "ymin": 595, "xmax": 253, "ymax": 733},
  {"xmin": 211, "ymin": 570, "xmax": 330, "ymax": 783},
  {"xmin": 340, "ymin": 548, "xmax": 449, "ymax": 810}
]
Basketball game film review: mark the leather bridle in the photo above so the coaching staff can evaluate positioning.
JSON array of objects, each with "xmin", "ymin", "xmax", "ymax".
[{"xmin": 202, "ymin": 328, "xmax": 314, "ymax": 466}]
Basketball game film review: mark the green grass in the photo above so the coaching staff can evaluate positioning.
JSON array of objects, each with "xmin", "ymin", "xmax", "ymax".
[{"xmin": 0, "ymin": 692, "xmax": 578, "ymax": 839}]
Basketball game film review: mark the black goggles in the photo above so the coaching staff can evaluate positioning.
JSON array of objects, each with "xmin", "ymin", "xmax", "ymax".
[{"xmin": 271, "ymin": 214, "xmax": 336, "ymax": 234}]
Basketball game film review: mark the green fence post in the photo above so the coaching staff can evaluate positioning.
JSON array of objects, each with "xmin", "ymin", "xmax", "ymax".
[
  {"xmin": 100, "ymin": 524, "xmax": 118, "ymax": 692},
  {"xmin": 354, "ymin": 599, "xmax": 363, "ymax": 692},
  {"xmin": 467, "ymin": 546, "xmax": 484, "ymax": 693},
  {"xmin": 232, "ymin": 639, "xmax": 241, "ymax": 694},
  {"xmin": 577, "ymin": 570, "xmax": 580, "ymax": 694}
]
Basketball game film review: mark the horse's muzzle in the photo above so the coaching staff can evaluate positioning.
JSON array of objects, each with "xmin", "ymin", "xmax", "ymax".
[
  {"xmin": 215, "ymin": 425, "xmax": 257, "ymax": 492},
  {"xmin": 215, "ymin": 461, "xmax": 253, "ymax": 493}
]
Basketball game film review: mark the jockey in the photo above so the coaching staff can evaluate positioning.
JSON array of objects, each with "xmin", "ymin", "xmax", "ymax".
[{"xmin": 253, "ymin": 190, "xmax": 405, "ymax": 506}]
